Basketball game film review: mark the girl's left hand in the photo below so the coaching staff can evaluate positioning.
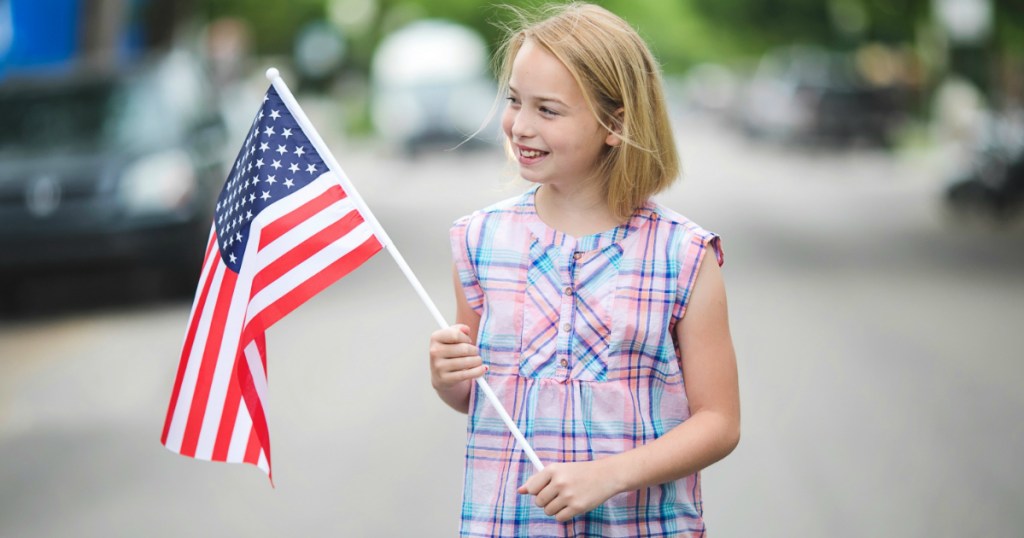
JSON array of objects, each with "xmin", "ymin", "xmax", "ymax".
[{"xmin": 517, "ymin": 460, "xmax": 622, "ymax": 522}]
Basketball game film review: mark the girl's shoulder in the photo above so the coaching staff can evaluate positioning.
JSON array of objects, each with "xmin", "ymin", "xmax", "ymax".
[
  {"xmin": 452, "ymin": 189, "xmax": 533, "ymax": 229},
  {"xmin": 646, "ymin": 201, "xmax": 718, "ymax": 240},
  {"xmin": 645, "ymin": 200, "xmax": 724, "ymax": 266}
]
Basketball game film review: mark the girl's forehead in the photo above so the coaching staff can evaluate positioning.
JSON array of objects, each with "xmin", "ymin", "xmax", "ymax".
[{"xmin": 510, "ymin": 40, "xmax": 582, "ymax": 99}]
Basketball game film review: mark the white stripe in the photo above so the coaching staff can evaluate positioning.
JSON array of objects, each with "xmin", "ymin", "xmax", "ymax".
[
  {"xmin": 243, "ymin": 340, "xmax": 269, "ymax": 416},
  {"xmin": 226, "ymin": 401, "xmax": 252, "ymax": 463},
  {"xmin": 253, "ymin": 171, "xmax": 336, "ymax": 224},
  {"xmin": 257, "ymin": 450, "xmax": 269, "ymax": 474},
  {"xmin": 193, "ymin": 256, "xmax": 255, "ymax": 460},
  {"xmin": 246, "ymin": 221, "xmax": 373, "ymax": 323},
  {"xmin": 164, "ymin": 256, "xmax": 226, "ymax": 453},
  {"xmin": 252, "ymin": 196, "xmax": 357, "ymax": 265}
]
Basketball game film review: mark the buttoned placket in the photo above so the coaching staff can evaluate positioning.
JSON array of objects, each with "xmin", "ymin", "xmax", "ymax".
[{"xmin": 556, "ymin": 243, "xmax": 581, "ymax": 381}]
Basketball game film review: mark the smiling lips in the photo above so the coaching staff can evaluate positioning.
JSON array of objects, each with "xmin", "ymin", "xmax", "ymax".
[{"xmin": 517, "ymin": 145, "xmax": 549, "ymax": 164}]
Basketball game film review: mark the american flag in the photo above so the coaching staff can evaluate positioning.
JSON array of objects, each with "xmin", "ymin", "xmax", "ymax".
[{"xmin": 160, "ymin": 85, "xmax": 383, "ymax": 478}]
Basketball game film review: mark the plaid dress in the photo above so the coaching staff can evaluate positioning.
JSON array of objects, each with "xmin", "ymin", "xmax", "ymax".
[{"xmin": 450, "ymin": 187, "xmax": 722, "ymax": 537}]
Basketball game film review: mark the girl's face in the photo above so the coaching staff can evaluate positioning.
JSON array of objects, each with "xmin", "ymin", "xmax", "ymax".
[{"xmin": 501, "ymin": 39, "xmax": 615, "ymax": 190}]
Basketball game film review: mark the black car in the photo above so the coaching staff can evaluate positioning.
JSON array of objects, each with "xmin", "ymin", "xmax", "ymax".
[{"xmin": 0, "ymin": 53, "xmax": 227, "ymax": 300}]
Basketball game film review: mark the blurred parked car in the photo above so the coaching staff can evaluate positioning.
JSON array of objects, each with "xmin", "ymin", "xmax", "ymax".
[
  {"xmin": 737, "ymin": 45, "xmax": 912, "ymax": 148},
  {"xmin": 0, "ymin": 51, "xmax": 227, "ymax": 298},
  {"xmin": 370, "ymin": 19, "xmax": 499, "ymax": 156},
  {"xmin": 944, "ymin": 110, "xmax": 1024, "ymax": 222}
]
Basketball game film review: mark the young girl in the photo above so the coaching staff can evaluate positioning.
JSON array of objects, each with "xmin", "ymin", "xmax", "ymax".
[{"xmin": 428, "ymin": 3, "xmax": 740, "ymax": 536}]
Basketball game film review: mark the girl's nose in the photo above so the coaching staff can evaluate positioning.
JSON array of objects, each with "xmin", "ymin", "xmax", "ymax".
[{"xmin": 510, "ymin": 111, "xmax": 534, "ymax": 139}]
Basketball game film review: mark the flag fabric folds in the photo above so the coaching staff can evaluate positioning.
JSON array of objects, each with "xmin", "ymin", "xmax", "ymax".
[{"xmin": 160, "ymin": 85, "xmax": 383, "ymax": 477}]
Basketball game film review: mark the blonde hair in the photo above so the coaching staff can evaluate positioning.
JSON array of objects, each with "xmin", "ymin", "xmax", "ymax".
[{"xmin": 496, "ymin": 2, "xmax": 680, "ymax": 220}]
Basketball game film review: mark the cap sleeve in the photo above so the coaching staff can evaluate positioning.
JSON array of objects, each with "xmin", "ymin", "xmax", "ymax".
[
  {"xmin": 449, "ymin": 214, "xmax": 484, "ymax": 315},
  {"xmin": 672, "ymin": 228, "xmax": 723, "ymax": 322}
]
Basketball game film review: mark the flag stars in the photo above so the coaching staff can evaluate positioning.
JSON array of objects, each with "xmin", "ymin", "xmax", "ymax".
[
  {"xmin": 263, "ymin": 126, "xmax": 275, "ymax": 136},
  {"xmin": 229, "ymin": 252, "xmax": 237, "ymax": 264},
  {"xmin": 282, "ymin": 128, "xmax": 292, "ymax": 139},
  {"xmin": 306, "ymin": 163, "xmax": 317, "ymax": 174},
  {"xmin": 255, "ymin": 159, "xmax": 264, "ymax": 169},
  {"xmin": 271, "ymin": 160, "xmax": 282, "ymax": 170},
  {"xmin": 276, "ymin": 145, "xmax": 287, "ymax": 155},
  {"xmin": 294, "ymin": 146, "xmax": 305, "ymax": 157},
  {"xmin": 259, "ymin": 142, "xmax": 269, "ymax": 152},
  {"xmin": 270, "ymin": 109, "xmax": 281, "ymax": 120},
  {"xmin": 284, "ymin": 178, "xmax": 295, "ymax": 189},
  {"xmin": 266, "ymin": 175, "xmax": 277, "ymax": 185},
  {"xmin": 261, "ymin": 191, "xmax": 271, "ymax": 201},
  {"xmin": 288, "ymin": 163, "xmax": 300, "ymax": 173}
]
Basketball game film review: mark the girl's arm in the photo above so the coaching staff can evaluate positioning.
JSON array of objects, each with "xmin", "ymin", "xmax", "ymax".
[
  {"xmin": 520, "ymin": 255, "xmax": 740, "ymax": 521},
  {"xmin": 428, "ymin": 266, "xmax": 485, "ymax": 414}
]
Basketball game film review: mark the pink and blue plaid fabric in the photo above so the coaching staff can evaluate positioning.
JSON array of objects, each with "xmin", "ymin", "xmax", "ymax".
[{"xmin": 450, "ymin": 187, "xmax": 723, "ymax": 537}]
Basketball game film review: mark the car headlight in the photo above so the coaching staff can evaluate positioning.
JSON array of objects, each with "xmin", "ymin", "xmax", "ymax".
[{"xmin": 119, "ymin": 149, "xmax": 197, "ymax": 215}]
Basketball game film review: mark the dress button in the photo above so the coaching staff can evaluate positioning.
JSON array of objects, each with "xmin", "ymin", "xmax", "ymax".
[
  {"xmin": 560, "ymin": 359, "xmax": 568, "ymax": 367},
  {"xmin": 562, "ymin": 323, "xmax": 571, "ymax": 332},
  {"xmin": 564, "ymin": 286, "xmax": 573, "ymax": 296}
]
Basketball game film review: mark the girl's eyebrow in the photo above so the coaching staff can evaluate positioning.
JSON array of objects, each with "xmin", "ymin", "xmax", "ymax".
[{"xmin": 508, "ymin": 85, "xmax": 568, "ymax": 107}]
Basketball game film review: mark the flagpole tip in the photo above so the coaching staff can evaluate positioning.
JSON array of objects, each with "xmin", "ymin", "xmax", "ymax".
[{"xmin": 265, "ymin": 67, "xmax": 280, "ymax": 82}]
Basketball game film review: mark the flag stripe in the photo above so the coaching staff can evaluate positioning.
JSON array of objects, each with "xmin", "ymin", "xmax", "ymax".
[
  {"xmin": 251, "ymin": 235, "xmax": 382, "ymax": 333},
  {"xmin": 165, "ymin": 259, "xmax": 227, "ymax": 452},
  {"xmin": 259, "ymin": 184, "xmax": 347, "ymax": 250},
  {"xmin": 211, "ymin": 359, "xmax": 242, "ymax": 461},
  {"xmin": 161, "ymin": 234, "xmax": 218, "ymax": 444},
  {"xmin": 180, "ymin": 267, "xmax": 239, "ymax": 457}
]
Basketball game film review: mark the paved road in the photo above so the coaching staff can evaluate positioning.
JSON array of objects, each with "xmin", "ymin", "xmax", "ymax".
[{"xmin": 1, "ymin": 111, "xmax": 1022, "ymax": 537}]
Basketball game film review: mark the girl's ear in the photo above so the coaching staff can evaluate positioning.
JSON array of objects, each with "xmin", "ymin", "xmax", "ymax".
[{"xmin": 605, "ymin": 107, "xmax": 624, "ymax": 147}]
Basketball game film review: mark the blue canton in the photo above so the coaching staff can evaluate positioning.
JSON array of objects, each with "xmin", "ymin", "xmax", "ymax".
[{"xmin": 214, "ymin": 86, "xmax": 325, "ymax": 271}]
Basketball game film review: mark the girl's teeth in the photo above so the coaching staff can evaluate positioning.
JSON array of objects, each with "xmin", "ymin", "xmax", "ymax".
[{"xmin": 522, "ymin": 149, "xmax": 542, "ymax": 158}]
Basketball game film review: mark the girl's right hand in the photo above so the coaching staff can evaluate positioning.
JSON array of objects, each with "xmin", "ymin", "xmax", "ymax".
[{"xmin": 429, "ymin": 324, "xmax": 487, "ymax": 391}]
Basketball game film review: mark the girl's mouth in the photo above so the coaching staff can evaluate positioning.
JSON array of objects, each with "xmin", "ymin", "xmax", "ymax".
[{"xmin": 518, "ymin": 146, "xmax": 549, "ymax": 164}]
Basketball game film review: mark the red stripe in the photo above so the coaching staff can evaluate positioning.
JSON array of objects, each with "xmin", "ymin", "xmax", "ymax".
[
  {"xmin": 238, "ymin": 340, "xmax": 270, "ymax": 469},
  {"xmin": 251, "ymin": 208, "xmax": 366, "ymax": 298},
  {"xmin": 211, "ymin": 359, "xmax": 242, "ymax": 461},
  {"xmin": 258, "ymin": 184, "xmax": 346, "ymax": 250},
  {"xmin": 243, "ymin": 426, "xmax": 260, "ymax": 465},
  {"xmin": 250, "ymin": 235, "xmax": 382, "ymax": 332},
  {"xmin": 179, "ymin": 267, "xmax": 238, "ymax": 457},
  {"xmin": 161, "ymin": 235, "xmax": 218, "ymax": 445}
]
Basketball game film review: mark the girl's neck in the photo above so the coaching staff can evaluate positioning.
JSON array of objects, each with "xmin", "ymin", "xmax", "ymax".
[{"xmin": 534, "ymin": 184, "xmax": 623, "ymax": 238}]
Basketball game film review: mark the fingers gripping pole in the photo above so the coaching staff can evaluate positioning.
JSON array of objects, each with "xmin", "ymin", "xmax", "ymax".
[{"xmin": 265, "ymin": 67, "xmax": 544, "ymax": 472}]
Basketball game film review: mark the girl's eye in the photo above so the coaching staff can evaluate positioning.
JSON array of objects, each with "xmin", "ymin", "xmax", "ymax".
[
  {"xmin": 539, "ymin": 107, "xmax": 558, "ymax": 117},
  {"xmin": 505, "ymin": 96, "xmax": 520, "ymax": 106}
]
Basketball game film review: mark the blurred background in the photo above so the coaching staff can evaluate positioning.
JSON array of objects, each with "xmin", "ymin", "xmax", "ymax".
[{"xmin": 0, "ymin": 0, "xmax": 1021, "ymax": 536}]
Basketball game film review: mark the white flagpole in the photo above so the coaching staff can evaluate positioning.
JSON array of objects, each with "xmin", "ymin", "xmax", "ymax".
[{"xmin": 265, "ymin": 68, "xmax": 544, "ymax": 472}]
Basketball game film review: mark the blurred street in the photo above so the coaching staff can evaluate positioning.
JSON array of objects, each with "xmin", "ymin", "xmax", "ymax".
[{"xmin": 1, "ymin": 107, "xmax": 1023, "ymax": 538}]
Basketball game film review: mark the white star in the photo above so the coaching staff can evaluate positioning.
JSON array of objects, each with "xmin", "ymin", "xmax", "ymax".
[
  {"xmin": 271, "ymin": 160, "xmax": 282, "ymax": 170},
  {"xmin": 257, "ymin": 110, "xmax": 264, "ymax": 120},
  {"xmin": 259, "ymin": 142, "xmax": 269, "ymax": 152},
  {"xmin": 255, "ymin": 159, "xmax": 264, "ymax": 169},
  {"xmin": 229, "ymin": 253, "xmax": 237, "ymax": 265},
  {"xmin": 270, "ymin": 109, "xmax": 281, "ymax": 120},
  {"xmin": 306, "ymin": 163, "xmax": 317, "ymax": 174},
  {"xmin": 266, "ymin": 175, "xmax": 277, "ymax": 185},
  {"xmin": 288, "ymin": 163, "xmax": 300, "ymax": 173},
  {"xmin": 276, "ymin": 145, "xmax": 287, "ymax": 155},
  {"xmin": 261, "ymin": 191, "xmax": 271, "ymax": 201},
  {"xmin": 252, "ymin": 175, "xmax": 260, "ymax": 185},
  {"xmin": 284, "ymin": 178, "xmax": 295, "ymax": 189},
  {"xmin": 263, "ymin": 95, "xmax": 269, "ymax": 102},
  {"xmin": 246, "ymin": 210, "xmax": 253, "ymax": 219},
  {"xmin": 236, "ymin": 231, "xmax": 243, "ymax": 242},
  {"xmin": 249, "ymin": 193, "xmax": 256, "ymax": 203},
  {"xmin": 263, "ymin": 126, "xmax": 275, "ymax": 136},
  {"xmin": 282, "ymin": 128, "xmax": 292, "ymax": 139},
  {"xmin": 294, "ymin": 146, "xmax": 305, "ymax": 157}
]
